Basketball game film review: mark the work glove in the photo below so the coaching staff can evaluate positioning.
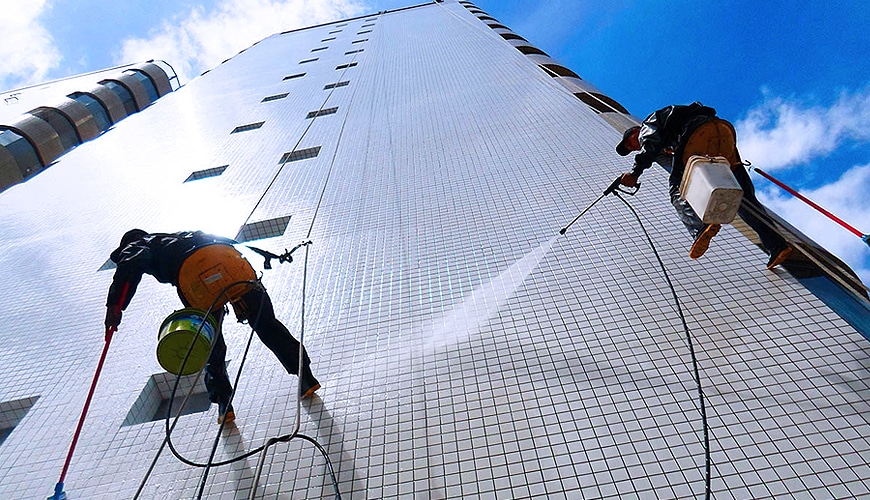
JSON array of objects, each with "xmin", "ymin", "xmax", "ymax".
[
  {"xmin": 620, "ymin": 172, "xmax": 639, "ymax": 187},
  {"xmin": 105, "ymin": 305, "xmax": 122, "ymax": 332}
]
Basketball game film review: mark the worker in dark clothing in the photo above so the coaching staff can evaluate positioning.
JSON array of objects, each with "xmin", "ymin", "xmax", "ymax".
[
  {"xmin": 616, "ymin": 102, "xmax": 792, "ymax": 268},
  {"xmin": 106, "ymin": 229, "xmax": 320, "ymax": 424}
]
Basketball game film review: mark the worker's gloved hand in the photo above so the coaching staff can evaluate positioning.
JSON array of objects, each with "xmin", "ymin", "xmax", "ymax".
[
  {"xmin": 620, "ymin": 173, "xmax": 638, "ymax": 187},
  {"xmin": 105, "ymin": 305, "xmax": 122, "ymax": 331}
]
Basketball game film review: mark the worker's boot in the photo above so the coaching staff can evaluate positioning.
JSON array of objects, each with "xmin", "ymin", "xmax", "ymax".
[
  {"xmin": 299, "ymin": 371, "xmax": 320, "ymax": 400},
  {"xmin": 689, "ymin": 224, "xmax": 720, "ymax": 259},
  {"xmin": 217, "ymin": 402, "xmax": 235, "ymax": 425},
  {"xmin": 767, "ymin": 246, "xmax": 792, "ymax": 269}
]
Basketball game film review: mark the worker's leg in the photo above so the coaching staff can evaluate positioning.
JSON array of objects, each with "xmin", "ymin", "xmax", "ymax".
[
  {"xmin": 732, "ymin": 165, "xmax": 789, "ymax": 254},
  {"xmin": 669, "ymin": 181, "xmax": 706, "ymax": 238},
  {"xmin": 240, "ymin": 287, "xmax": 314, "ymax": 377},
  {"xmin": 204, "ymin": 311, "xmax": 233, "ymax": 410}
]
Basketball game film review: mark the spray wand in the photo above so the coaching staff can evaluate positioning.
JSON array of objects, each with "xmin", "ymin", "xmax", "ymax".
[{"xmin": 560, "ymin": 175, "xmax": 640, "ymax": 235}]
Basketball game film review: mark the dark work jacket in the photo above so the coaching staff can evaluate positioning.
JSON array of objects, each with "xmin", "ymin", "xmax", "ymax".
[
  {"xmin": 106, "ymin": 231, "xmax": 237, "ymax": 310},
  {"xmin": 631, "ymin": 102, "xmax": 717, "ymax": 177}
]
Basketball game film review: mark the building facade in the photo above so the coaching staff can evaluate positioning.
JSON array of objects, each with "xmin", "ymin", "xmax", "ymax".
[{"xmin": 1, "ymin": 1, "xmax": 869, "ymax": 498}]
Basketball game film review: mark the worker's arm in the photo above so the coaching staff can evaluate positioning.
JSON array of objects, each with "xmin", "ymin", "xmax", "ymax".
[{"xmin": 104, "ymin": 245, "xmax": 148, "ymax": 329}]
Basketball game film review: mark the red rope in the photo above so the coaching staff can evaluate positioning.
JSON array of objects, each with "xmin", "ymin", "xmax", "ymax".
[{"xmin": 754, "ymin": 168, "xmax": 864, "ymax": 238}]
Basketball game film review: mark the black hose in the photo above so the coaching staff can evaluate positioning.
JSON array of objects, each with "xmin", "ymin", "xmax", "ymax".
[{"xmin": 613, "ymin": 192, "xmax": 712, "ymax": 500}]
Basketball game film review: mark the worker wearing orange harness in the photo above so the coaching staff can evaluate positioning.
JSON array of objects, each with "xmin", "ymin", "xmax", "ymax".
[
  {"xmin": 105, "ymin": 229, "xmax": 320, "ymax": 424},
  {"xmin": 616, "ymin": 102, "xmax": 792, "ymax": 268}
]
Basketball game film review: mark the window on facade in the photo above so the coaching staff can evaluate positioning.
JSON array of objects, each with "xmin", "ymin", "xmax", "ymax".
[
  {"xmin": 29, "ymin": 107, "xmax": 81, "ymax": 150},
  {"xmin": 352, "ymin": 39, "xmax": 368, "ymax": 44},
  {"xmin": 123, "ymin": 69, "xmax": 160, "ymax": 102},
  {"xmin": 311, "ymin": 47, "xmax": 328, "ymax": 52},
  {"xmin": 99, "ymin": 80, "xmax": 138, "ymax": 115},
  {"xmin": 235, "ymin": 215, "xmax": 292, "ymax": 242},
  {"xmin": 231, "ymin": 122, "xmax": 265, "ymax": 134},
  {"xmin": 336, "ymin": 62, "xmax": 358, "ymax": 70},
  {"xmin": 361, "ymin": 23, "xmax": 375, "ymax": 28},
  {"xmin": 279, "ymin": 146, "xmax": 321, "ymax": 164},
  {"xmin": 184, "ymin": 165, "xmax": 228, "ymax": 182},
  {"xmin": 500, "ymin": 33, "xmax": 527, "ymax": 42},
  {"xmin": 262, "ymin": 93, "xmax": 289, "ymax": 102},
  {"xmin": 345, "ymin": 49, "xmax": 364, "ymax": 55},
  {"xmin": 299, "ymin": 58, "xmax": 318, "ymax": 64},
  {"xmin": 329, "ymin": 29, "xmax": 342, "ymax": 34},
  {"xmin": 0, "ymin": 129, "xmax": 42, "ymax": 174},
  {"xmin": 516, "ymin": 45, "xmax": 548, "ymax": 56},
  {"xmin": 542, "ymin": 64, "xmax": 581, "ymax": 79},
  {"xmin": 324, "ymin": 81, "xmax": 350, "ymax": 90},
  {"xmin": 321, "ymin": 37, "xmax": 336, "ymax": 43},
  {"xmin": 68, "ymin": 92, "xmax": 112, "ymax": 131},
  {"xmin": 0, "ymin": 396, "xmax": 39, "ymax": 446},
  {"xmin": 357, "ymin": 30, "xmax": 372, "ymax": 35},
  {"xmin": 306, "ymin": 107, "xmax": 338, "ymax": 119},
  {"xmin": 122, "ymin": 373, "xmax": 210, "ymax": 426},
  {"xmin": 283, "ymin": 73, "xmax": 306, "ymax": 81}
]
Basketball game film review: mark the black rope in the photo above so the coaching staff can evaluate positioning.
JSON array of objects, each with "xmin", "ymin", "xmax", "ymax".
[{"xmin": 613, "ymin": 192, "xmax": 712, "ymax": 500}]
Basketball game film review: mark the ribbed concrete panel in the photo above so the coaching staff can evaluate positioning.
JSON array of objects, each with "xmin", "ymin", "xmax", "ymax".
[
  {"xmin": 112, "ymin": 73, "xmax": 151, "ymax": 110},
  {"xmin": 131, "ymin": 62, "xmax": 173, "ymax": 96},
  {"xmin": 0, "ymin": 145, "xmax": 23, "ymax": 189},
  {"xmin": 85, "ymin": 85, "xmax": 127, "ymax": 124},
  {"xmin": 9, "ymin": 115, "xmax": 64, "ymax": 166},
  {"xmin": 55, "ymin": 99, "xmax": 101, "ymax": 141},
  {"xmin": 0, "ymin": 2, "xmax": 867, "ymax": 500}
]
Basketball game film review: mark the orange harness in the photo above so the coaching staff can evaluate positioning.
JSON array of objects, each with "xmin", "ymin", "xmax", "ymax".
[
  {"xmin": 177, "ymin": 244, "xmax": 256, "ymax": 311},
  {"xmin": 681, "ymin": 118, "xmax": 741, "ymax": 167}
]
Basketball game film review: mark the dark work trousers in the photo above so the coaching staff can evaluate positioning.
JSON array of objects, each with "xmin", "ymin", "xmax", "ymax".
[
  {"xmin": 204, "ymin": 287, "xmax": 313, "ymax": 408},
  {"xmin": 668, "ymin": 165, "xmax": 788, "ymax": 254}
]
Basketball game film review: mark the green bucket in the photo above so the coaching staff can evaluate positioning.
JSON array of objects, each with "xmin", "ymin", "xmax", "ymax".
[{"xmin": 156, "ymin": 308, "xmax": 218, "ymax": 375}]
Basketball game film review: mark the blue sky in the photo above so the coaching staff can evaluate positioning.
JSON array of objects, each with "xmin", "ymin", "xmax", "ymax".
[{"xmin": 2, "ymin": 0, "xmax": 869, "ymax": 283}]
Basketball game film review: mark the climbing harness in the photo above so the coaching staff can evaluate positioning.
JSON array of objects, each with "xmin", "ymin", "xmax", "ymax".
[{"xmin": 559, "ymin": 177, "xmax": 712, "ymax": 500}]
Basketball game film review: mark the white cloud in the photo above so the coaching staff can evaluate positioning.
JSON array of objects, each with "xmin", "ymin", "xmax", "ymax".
[
  {"xmin": 756, "ymin": 164, "xmax": 870, "ymax": 285},
  {"xmin": 736, "ymin": 87, "xmax": 870, "ymax": 171},
  {"xmin": 116, "ymin": 0, "xmax": 367, "ymax": 84},
  {"xmin": 0, "ymin": 0, "xmax": 62, "ymax": 90}
]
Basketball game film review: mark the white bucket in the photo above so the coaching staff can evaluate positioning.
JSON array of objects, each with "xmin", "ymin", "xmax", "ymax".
[{"xmin": 680, "ymin": 155, "xmax": 743, "ymax": 224}]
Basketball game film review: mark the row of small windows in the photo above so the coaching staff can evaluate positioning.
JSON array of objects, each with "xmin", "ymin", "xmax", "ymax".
[
  {"xmin": 345, "ymin": 49, "xmax": 364, "ymax": 55},
  {"xmin": 458, "ymin": 1, "xmax": 631, "ymax": 116},
  {"xmin": 284, "ymin": 73, "xmax": 305, "ymax": 80},
  {"xmin": 312, "ymin": 47, "xmax": 328, "ymax": 52},
  {"xmin": 299, "ymin": 57, "xmax": 318, "ymax": 64},
  {"xmin": 336, "ymin": 62, "xmax": 358, "ymax": 70},
  {"xmin": 0, "ymin": 62, "xmax": 174, "ymax": 192}
]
